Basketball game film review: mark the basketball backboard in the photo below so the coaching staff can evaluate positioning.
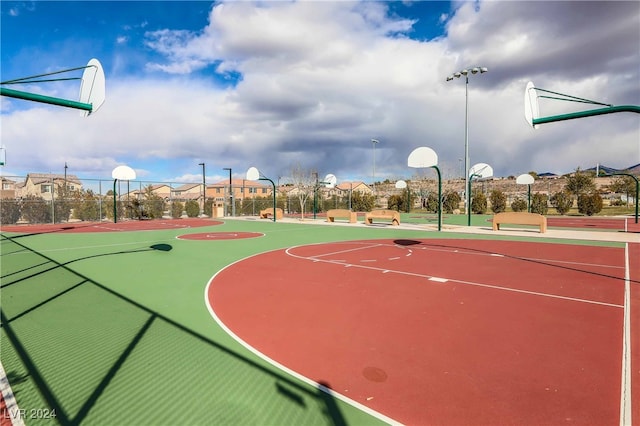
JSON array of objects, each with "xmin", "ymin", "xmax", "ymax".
[
  {"xmin": 79, "ymin": 58, "xmax": 106, "ymax": 116},
  {"xmin": 524, "ymin": 81, "xmax": 540, "ymax": 129}
]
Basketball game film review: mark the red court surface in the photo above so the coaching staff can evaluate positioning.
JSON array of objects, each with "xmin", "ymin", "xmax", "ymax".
[
  {"xmin": 208, "ymin": 238, "xmax": 638, "ymax": 425},
  {"xmin": 0, "ymin": 218, "xmax": 221, "ymax": 234}
]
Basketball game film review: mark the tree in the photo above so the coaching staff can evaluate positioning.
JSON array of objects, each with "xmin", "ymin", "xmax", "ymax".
[
  {"xmin": 289, "ymin": 165, "xmax": 316, "ymax": 219},
  {"xmin": 608, "ymin": 176, "xmax": 637, "ymax": 207},
  {"xmin": 53, "ymin": 186, "xmax": 72, "ymax": 223},
  {"xmin": 550, "ymin": 191, "xmax": 573, "ymax": 215},
  {"xmin": 489, "ymin": 189, "xmax": 506, "ymax": 213},
  {"xmin": 511, "ymin": 198, "xmax": 527, "ymax": 212},
  {"xmin": 142, "ymin": 185, "xmax": 165, "ymax": 218},
  {"xmin": 471, "ymin": 191, "xmax": 487, "ymax": 214},
  {"xmin": 565, "ymin": 168, "xmax": 596, "ymax": 200},
  {"xmin": 351, "ymin": 191, "xmax": 375, "ymax": 212},
  {"xmin": 530, "ymin": 193, "xmax": 549, "ymax": 215},
  {"xmin": 577, "ymin": 192, "xmax": 603, "ymax": 216}
]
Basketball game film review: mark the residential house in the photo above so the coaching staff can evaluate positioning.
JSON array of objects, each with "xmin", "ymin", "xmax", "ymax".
[
  {"xmin": 0, "ymin": 177, "xmax": 17, "ymax": 199},
  {"xmin": 19, "ymin": 173, "xmax": 82, "ymax": 201}
]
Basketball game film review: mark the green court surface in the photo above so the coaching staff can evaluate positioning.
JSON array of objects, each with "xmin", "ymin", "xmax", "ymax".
[{"xmin": 0, "ymin": 218, "xmax": 626, "ymax": 425}]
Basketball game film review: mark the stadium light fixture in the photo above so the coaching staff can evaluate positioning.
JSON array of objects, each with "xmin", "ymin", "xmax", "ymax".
[{"xmin": 446, "ymin": 66, "xmax": 489, "ymax": 224}]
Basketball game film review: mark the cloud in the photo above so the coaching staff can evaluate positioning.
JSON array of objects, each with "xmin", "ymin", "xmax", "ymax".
[{"xmin": 2, "ymin": 0, "xmax": 638, "ymax": 184}]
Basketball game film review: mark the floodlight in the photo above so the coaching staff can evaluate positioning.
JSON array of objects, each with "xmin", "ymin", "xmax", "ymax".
[
  {"xmin": 461, "ymin": 69, "xmax": 469, "ymax": 76},
  {"xmin": 446, "ymin": 75, "xmax": 454, "ymax": 81},
  {"xmin": 471, "ymin": 68, "xmax": 479, "ymax": 74},
  {"xmin": 454, "ymin": 72, "xmax": 461, "ymax": 78},
  {"xmin": 480, "ymin": 67, "xmax": 488, "ymax": 73}
]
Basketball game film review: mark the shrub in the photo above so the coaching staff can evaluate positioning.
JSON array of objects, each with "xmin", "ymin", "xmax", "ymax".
[
  {"xmin": 423, "ymin": 192, "xmax": 439, "ymax": 213},
  {"xmin": 171, "ymin": 201, "xmax": 184, "ymax": 218},
  {"xmin": 489, "ymin": 190, "xmax": 506, "ymax": 213},
  {"xmin": 471, "ymin": 191, "xmax": 487, "ymax": 214},
  {"xmin": 550, "ymin": 191, "xmax": 573, "ymax": 215},
  {"xmin": 530, "ymin": 193, "xmax": 549, "ymax": 215},
  {"xmin": 185, "ymin": 200, "xmax": 200, "ymax": 217},
  {"xmin": 442, "ymin": 191, "xmax": 461, "ymax": 214},
  {"xmin": 20, "ymin": 196, "xmax": 50, "ymax": 224},
  {"xmin": 577, "ymin": 193, "xmax": 603, "ymax": 216},
  {"xmin": 0, "ymin": 199, "xmax": 21, "ymax": 224},
  {"xmin": 511, "ymin": 198, "xmax": 527, "ymax": 212}
]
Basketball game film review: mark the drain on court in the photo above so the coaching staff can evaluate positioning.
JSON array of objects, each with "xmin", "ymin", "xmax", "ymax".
[{"xmin": 177, "ymin": 232, "xmax": 263, "ymax": 240}]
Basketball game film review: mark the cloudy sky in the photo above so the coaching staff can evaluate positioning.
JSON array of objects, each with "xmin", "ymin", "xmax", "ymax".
[{"xmin": 1, "ymin": 1, "xmax": 639, "ymax": 186}]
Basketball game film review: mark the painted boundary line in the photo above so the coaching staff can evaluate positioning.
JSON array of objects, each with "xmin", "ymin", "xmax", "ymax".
[
  {"xmin": 0, "ymin": 361, "xmax": 25, "ymax": 426},
  {"xmin": 204, "ymin": 251, "xmax": 403, "ymax": 426},
  {"xmin": 285, "ymin": 242, "xmax": 624, "ymax": 308},
  {"xmin": 620, "ymin": 242, "xmax": 632, "ymax": 426}
]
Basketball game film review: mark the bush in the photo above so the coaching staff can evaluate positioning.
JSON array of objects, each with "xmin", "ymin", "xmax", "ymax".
[
  {"xmin": 185, "ymin": 200, "xmax": 200, "ymax": 217},
  {"xmin": 550, "ymin": 191, "xmax": 573, "ymax": 215},
  {"xmin": 20, "ymin": 196, "xmax": 50, "ymax": 224},
  {"xmin": 489, "ymin": 190, "xmax": 506, "ymax": 213},
  {"xmin": 471, "ymin": 191, "xmax": 487, "ymax": 214},
  {"xmin": 530, "ymin": 193, "xmax": 548, "ymax": 215},
  {"xmin": 0, "ymin": 199, "xmax": 21, "ymax": 224},
  {"xmin": 423, "ymin": 192, "xmax": 439, "ymax": 213},
  {"xmin": 511, "ymin": 198, "xmax": 527, "ymax": 212},
  {"xmin": 387, "ymin": 194, "xmax": 403, "ymax": 212},
  {"xmin": 442, "ymin": 191, "xmax": 461, "ymax": 214},
  {"xmin": 577, "ymin": 193, "xmax": 603, "ymax": 216},
  {"xmin": 171, "ymin": 201, "xmax": 184, "ymax": 218},
  {"xmin": 351, "ymin": 191, "xmax": 375, "ymax": 212}
]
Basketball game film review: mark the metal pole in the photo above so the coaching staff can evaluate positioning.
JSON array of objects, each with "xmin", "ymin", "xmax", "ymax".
[
  {"xmin": 199, "ymin": 163, "xmax": 205, "ymax": 216},
  {"xmin": 113, "ymin": 179, "xmax": 118, "ymax": 223},
  {"xmin": 259, "ymin": 177, "xmax": 277, "ymax": 222},
  {"xmin": 0, "ymin": 87, "xmax": 93, "ymax": 112},
  {"xmin": 464, "ymin": 75, "xmax": 470, "ymax": 223},
  {"xmin": 223, "ymin": 167, "xmax": 232, "ymax": 216},
  {"xmin": 371, "ymin": 139, "xmax": 379, "ymax": 200},
  {"xmin": 467, "ymin": 174, "xmax": 475, "ymax": 226},
  {"xmin": 433, "ymin": 166, "xmax": 442, "ymax": 231},
  {"xmin": 532, "ymin": 105, "xmax": 640, "ymax": 126}
]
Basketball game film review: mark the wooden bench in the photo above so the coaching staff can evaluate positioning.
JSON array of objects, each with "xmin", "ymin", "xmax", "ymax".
[
  {"xmin": 326, "ymin": 209, "xmax": 357, "ymax": 224},
  {"xmin": 492, "ymin": 212, "xmax": 547, "ymax": 233},
  {"xmin": 365, "ymin": 209, "xmax": 400, "ymax": 226},
  {"xmin": 259, "ymin": 207, "xmax": 283, "ymax": 220}
]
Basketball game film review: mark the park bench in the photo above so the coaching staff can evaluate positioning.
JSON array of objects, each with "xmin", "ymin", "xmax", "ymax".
[
  {"xmin": 365, "ymin": 209, "xmax": 400, "ymax": 226},
  {"xmin": 326, "ymin": 209, "xmax": 357, "ymax": 224},
  {"xmin": 492, "ymin": 212, "xmax": 547, "ymax": 233},
  {"xmin": 259, "ymin": 207, "xmax": 283, "ymax": 220}
]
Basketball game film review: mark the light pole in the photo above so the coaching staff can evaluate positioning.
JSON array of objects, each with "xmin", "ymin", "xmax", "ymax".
[
  {"xmin": 223, "ymin": 167, "xmax": 233, "ymax": 216},
  {"xmin": 199, "ymin": 163, "xmax": 205, "ymax": 216},
  {"xmin": 371, "ymin": 138, "xmax": 379, "ymax": 198},
  {"xmin": 446, "ymin": 66, "xmax": 488, "ymax": 222}
]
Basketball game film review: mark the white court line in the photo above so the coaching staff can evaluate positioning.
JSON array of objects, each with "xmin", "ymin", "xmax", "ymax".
[
  {"xmin": 289, "ymin": 243, "xmax": 383, "ymax": 259},
  {"xmin": 414, "ymin": 245, "xmax": 624, "ymax": 271},
  {"xmin": 619, "ymin": 243, "xmax": 632, "ymax": 426},
  {"xmin": 286, "ymin": 248, "xmax": 624, "ymax": 308},
  {"xmin": 203, "ymin": 253, "xmax": 403, "ymax": 426},
  {"xmin": 0, "ymin": 361, "xmax": 25, "ymax": 426}
]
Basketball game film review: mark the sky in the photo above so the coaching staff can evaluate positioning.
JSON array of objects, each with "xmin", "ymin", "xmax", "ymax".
[{"xmin": 1, "ymin": 0, "xmax": 639, "ymax": 187}]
